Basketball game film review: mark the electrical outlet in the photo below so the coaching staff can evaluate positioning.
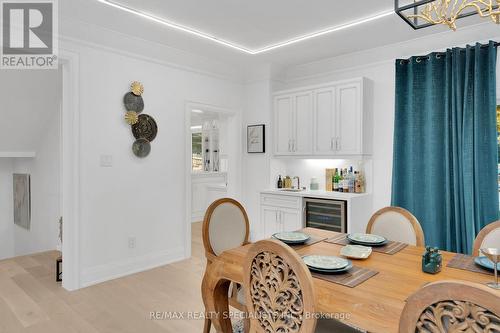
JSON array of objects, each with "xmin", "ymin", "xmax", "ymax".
[{"xmin": 128, "ymin": 237, "xmax": 136, "ymax": 249}]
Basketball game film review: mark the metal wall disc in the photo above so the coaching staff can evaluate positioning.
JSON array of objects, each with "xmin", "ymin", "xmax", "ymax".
[
  {"xmin": 132, "ymin": 138, "xmax": 151, "ymax": 158},
  {"xmin": 132, "ymin": 114, "xmax": 157, "ymax": 142},
  {"xmin": 123, "ymin": 92, "xmax": 144, "ymax": 113}
]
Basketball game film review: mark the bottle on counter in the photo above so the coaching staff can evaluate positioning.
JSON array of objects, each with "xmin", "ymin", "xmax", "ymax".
[
  {"xmin": 342, "ymin": 169, "xmax": 349, "ymax": 193},
  {"xmin": 355, "ymin": 171, "xmax": 365, "ymax": 193},
  {"xmin": 338, "ymin": 169, "xmax": 344, "ymax": 192},
  {"xmin": 277, "ymin": 175, "xmax": 283, "ymax": 189},
  {"xmin": 348, "ymin": 166, "xmax": 355, "ymax": 193},
  {"xmin": 284, "ymin": 176, "xmax": 292, "ymax": 189},
  {"xmin": 332, "ymin": 168, "xmax": 339, "ymax": 191}
]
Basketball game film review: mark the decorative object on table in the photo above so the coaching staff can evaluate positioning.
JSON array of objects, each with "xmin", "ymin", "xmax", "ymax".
[
  {"xmin": 302, "ymin": 255, "xmax": 352, "ymax": 273},
  {"xmin": 479, "ymin": 248, "xmax": 499, "ymax": 289},
  {"xmin": 309, "ymin": 177, "xmax": 319, "ymax": 190},
  {"xmin": 340, "ymin": 245, "xmax": 372, "ymax": 260},
  {"xmin": 246, "ymin": 124, "xmax": 265, "ymax": 153},
  {"xmin": 13, "ymin": 173, "xmax": 31, "ymax": 230},
  {"xmin": 272, "ymin": 231, "xmax": 310, "ymax": 245},
  {"xmin": 395, "ymin": 0, "xmax": 500, "ymax": 30},
  {"xmin": 123, "ymin": 92, "xmax": 144, "ymax": 113},
  {"xmin": 347, "ymin": 233, "xmax": 387, "ymax": 246},
  {"xmin": 132, "ymin": 114, "xmax": 158, "ymax": 142},
  {"xmin": 422, "ymin": 246, "xmax": 442, "ymax": 274},
  {"xmin": 132, "ymin": 138, "xmax": 151, "ymax": 158},
  {"xmin": 124, "ymin": 111, "xmax": 139, "ymax": 125}
]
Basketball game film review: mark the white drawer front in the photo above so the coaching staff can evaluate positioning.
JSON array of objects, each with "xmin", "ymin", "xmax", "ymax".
[{"xmin": 260, "ymin": 194, "xmax": 302, "ymax": 210}]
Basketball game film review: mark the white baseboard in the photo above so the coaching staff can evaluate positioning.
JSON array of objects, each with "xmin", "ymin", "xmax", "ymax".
[{"xmin": 80, "ymin": 247, "xmax": 186, "ymax": 288}]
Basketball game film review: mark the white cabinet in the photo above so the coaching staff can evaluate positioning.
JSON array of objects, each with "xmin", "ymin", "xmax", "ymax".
[
  {"xmin": 274, "ymin": 91, "xmax": 313, "ymax": 155},
  {"xmin": 259, "ymin": 194, "xmax": 302, "ymax": 239},
  {"xmin": 274, "ymin": 77, "xmax": 370, "ymax": 157}
]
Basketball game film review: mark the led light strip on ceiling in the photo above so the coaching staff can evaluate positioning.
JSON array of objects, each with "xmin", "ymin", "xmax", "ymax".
[{"xmin": 96, "ymin": 0, "xmax": 393, "ymax": 55}]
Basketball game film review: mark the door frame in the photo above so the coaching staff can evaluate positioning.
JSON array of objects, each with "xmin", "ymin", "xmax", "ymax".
[
  {"xmin": 60, "ymin": 48, "xmax": 81, "ymax": 291},
  {"xmin": 184, "ymin": 102, "xmax": 240, "ymax": 258}
]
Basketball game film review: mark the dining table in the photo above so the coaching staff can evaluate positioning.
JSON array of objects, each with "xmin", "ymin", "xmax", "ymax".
[{"xmin": 201, "ymin": 227, "xmax": 499, "ymax": 333}]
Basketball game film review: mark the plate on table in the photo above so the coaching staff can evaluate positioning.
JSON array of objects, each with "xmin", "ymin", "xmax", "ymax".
[
  {"xmin": 273, "ymin": 232, "xmax": 310, "ymax": 244},
  {"xmin": 302, "ymin": 255, "xmax": 350, "ymax": 271},
  {"xmin": 474, "ymin": 256, "xmax": 500, "ymax": 270},
  {"xmin": 307, "ymin": 261, "xmax": 353, "ymax": 274},
  {"xmin": 340, "ymin": 245, "xmax": 372, "ymax": 260},
  {"xmin": 347, "ymin": 233, "xmax": 387, "ymax": 246}
]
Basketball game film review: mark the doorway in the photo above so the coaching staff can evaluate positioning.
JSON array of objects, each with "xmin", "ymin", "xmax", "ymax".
[{"xmin": 184, "ymin": 102, "xmax": 241, "ymax": 258}]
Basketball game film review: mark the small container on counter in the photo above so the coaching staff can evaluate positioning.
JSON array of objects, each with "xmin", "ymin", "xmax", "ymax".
[{"xmin": 310, "ymin": 177, "xmax": 319, "ymax": 190}]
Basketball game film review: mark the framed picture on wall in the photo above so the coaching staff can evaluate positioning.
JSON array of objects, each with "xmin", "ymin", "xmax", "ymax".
[{"xmin": 247, "ymin": 124, "xmax": 265, "ymax": 153}]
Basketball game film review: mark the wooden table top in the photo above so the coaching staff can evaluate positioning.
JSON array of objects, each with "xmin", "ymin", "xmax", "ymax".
[{"xmin": 217, "ymin": 228, "xmax": 499, "ymax": 333}]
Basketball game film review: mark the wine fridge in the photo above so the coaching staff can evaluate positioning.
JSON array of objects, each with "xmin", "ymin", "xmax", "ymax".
[{"xmin": 303, "ymin": 198, "xmax": 346, "ymax": 233}]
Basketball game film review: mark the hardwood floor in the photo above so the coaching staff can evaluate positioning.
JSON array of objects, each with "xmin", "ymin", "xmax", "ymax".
[{"xmin": 0, "ymin": 223, "xmax": 207, "ymax": 333}]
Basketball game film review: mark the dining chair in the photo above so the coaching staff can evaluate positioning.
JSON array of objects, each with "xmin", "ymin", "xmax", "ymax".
[
  {"xmin": 243, "ymin": 239, "xmax": 363, "ymax": 333},
  {"xmin": 472, "ymin": 220, "xmax": 500, "ymax": 256},
  {"xmin": 202, "ymin": 198, "xmax": 250, "ymax": 333},
  {"xmin": 366, "ymin": 206, "xmax": 425, "ymax": 246},
  {"xmin": 398, "ymin": 280, "xmax": 500, "ymax": 332}
]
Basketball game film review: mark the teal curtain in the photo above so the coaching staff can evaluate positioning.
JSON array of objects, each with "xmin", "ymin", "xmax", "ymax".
[{"xmin": 392, "ymin": 41, "xmax": 498, "ymax": 254}]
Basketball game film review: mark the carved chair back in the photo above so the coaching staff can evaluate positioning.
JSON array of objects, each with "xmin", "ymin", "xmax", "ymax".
[
  {"xmin": 243, "ymin": 239, "xmax": 316, "ymax": 333},
  {"xmin": 367, "ymin": 206, "xmax": 425, "ymax": 246},
  {"xmin": 399, "ymin": 280, "xmax": 500, "ymax": 333},
  {"xmin": 202, "ymin": 198, "xmax": 250, "ymax": 260}
]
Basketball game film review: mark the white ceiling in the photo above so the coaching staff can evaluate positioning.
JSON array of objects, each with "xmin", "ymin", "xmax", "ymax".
[{"xmin": 61, "ymin": 0, "xmax": 492, "ymax": 75}]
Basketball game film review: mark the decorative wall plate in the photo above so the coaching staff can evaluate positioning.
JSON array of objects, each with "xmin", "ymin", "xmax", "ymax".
[
  {"xmin": 123, "ymin": 92, "xmax": 144, "ymax": 113},
  {"xmin": 132, "ymin": 138, "xmax": 151, "ymax": 158},
  {"xmin": 132, "ymin": 114, "xmax": 157, "ymax": 142}
]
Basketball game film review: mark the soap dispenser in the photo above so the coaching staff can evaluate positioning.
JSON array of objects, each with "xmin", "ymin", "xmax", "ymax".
[{"xmin": 277, "ymin": 175, "xmax": 283, "ymax": 189}]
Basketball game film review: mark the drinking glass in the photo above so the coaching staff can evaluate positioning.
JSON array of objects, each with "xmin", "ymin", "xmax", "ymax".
[{"xmin": 481, "ymin": 248, "xmax": 500, "ymax": 290}]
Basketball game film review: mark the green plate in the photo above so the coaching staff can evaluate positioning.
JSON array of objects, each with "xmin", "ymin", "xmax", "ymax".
[
  {"xmin": 347, "ymin": 233, "xmax": 386, "ymax": 244},
  {"xmin": 302, "ymin": 255, "xmax": 349, "ymax": 270},
  {"xmin": 273, "ymin": 232, "xmax": 310, "ymax": 244}
]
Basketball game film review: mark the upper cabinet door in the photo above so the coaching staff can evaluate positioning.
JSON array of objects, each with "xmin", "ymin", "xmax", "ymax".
[
  {"xmin": 274, "ymin": 95, "xmax": 294, "ymax": 155},
  {"xmin": 293, "ymin": 91, "xmax": 313, "ymax": 155},
  {"xmin": 314, "ymin": 87, "xmax": 336, "ymax": 155},
  {"xmin": 336, "ymin": 82, "xmax": 362, "ymax": 155}
]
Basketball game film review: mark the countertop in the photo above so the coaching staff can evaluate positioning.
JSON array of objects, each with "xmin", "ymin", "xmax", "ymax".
[{"xmin": 261, "ymin": 189, "xmax": 370, "ymax": 200}]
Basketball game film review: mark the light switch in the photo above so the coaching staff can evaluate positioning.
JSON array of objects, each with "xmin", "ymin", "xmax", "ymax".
[{"xmin": 100, "ymin": 155, "xmax": 113, "ymax": 167}]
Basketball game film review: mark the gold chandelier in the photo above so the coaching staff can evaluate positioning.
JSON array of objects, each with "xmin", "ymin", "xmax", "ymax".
[{"xmin": 396, "ymin": 0, "xmax": 500, "ymax": 30}]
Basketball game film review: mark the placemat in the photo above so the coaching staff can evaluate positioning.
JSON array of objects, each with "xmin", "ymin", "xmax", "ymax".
[
  {"xmin": 325, "ymin": 234, "xmax": 408, "ymax": 255},
  {"xmin": 311, "ymin": 266, "xmax": 379, "ymax": 288},
  {"xmin": 446, "ymin": 254, "xmax": 494, "ymax": 276}
]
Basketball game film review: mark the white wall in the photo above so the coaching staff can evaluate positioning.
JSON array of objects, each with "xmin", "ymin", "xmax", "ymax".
[
  {"xmin": 241, "ymin": 80, "xmax": 273, "ymax": 239},
  {"xmin": 12, "ymin": 110, "xmax": 61, "ymax": 257},
  {"xmin": 0, "ymin": 159, "xmax": 14, "ymax": 260},
  {"xmin": 60, "ymin": 33, "xmax": 243, "ymax": 286}
]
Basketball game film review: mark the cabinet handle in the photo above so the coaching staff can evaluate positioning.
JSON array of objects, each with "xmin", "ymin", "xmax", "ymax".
[
  {"xmin": 275, "ymin": 211, "xmax": 278, "ymax": 222},
  {"xmin": 288, "ymin": 139, "xmax": 291, "ymax": 152},
  {"xmin": 336, "ymin": 137, "xmax": 341, "ymax": 150},
  {"xmin": 292, "ymin": 140, "xmax": 296, "ymax": 152}
]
